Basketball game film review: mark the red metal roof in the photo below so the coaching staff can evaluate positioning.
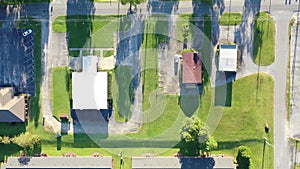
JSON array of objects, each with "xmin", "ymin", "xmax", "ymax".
[{"xmin": 182, "ymin": 52, "xmax": 202, "ymax": 84}]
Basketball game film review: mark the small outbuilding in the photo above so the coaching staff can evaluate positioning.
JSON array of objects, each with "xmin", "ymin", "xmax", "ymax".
[{"xmin": 218, "ymin": 45, "xmax": 238, "ymax": 72}]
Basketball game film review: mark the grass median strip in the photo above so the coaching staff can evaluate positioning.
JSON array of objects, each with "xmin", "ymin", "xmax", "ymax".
[
  {"xmin": 254, "ymin": 12, "xmax": 275, "ymax": 66},
  {"xmin": 219, "ymin": 12, "xmax": 242, "ymax": 26}
]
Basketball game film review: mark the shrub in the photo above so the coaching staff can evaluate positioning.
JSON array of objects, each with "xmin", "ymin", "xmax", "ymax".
[
  {"xmin": 236, "ymin": 146, "xmax": 252, "ymax": 169},
  {"xmin": 2, "ymin": 136, "xmax": 10, "ymax": 144}
]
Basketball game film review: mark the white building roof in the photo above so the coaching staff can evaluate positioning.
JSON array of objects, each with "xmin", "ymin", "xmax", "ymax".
[
  {"xmin": 218, "ymin": 45, "xmax": 237, "ymax": 72},
  {"xmin": 72, "ymin": 72, "xmax": 107, "ymax": 110},
  {"xmin": 1, "ymin": 156, "xmax": 112, "ymax": 169},
  {"xmin": 83, "ymin": 55, "xmax": 98, "ymax": 73},
  {"xmin": 72, "ymin": 56, "xmax": 108, "ymax": 110}
]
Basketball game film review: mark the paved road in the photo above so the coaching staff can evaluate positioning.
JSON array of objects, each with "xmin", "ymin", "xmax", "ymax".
[{"xmin": 271, "ymin": 10, "xmax": 295, "ymax": 169}]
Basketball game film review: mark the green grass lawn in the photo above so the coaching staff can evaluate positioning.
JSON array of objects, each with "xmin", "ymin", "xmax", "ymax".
[
  {"xmin": 52, "ymin": 15, "xmax": 124, "ymax": 57},
  {"xmin": 51, "ymin": 66, "xmax": 71, "ymax": 120},
  {"xmin": 219, "ymin": 12, "xmax": 242, "ymax": 26},
  {"xmin": 253, "ymin": 12, "xmax": 275, "ymax": 66},
  {"xmin": 211, "ymin": 73, "xmax": 274, "ymax": 169},
  {"xmin": 177, "ymin": 14, "xmax": 212, "ymax": 43},
  {"xmin": 112, "ymin": 66, "xmax": 132, "ymax": 122},
  {"xmin": 103, "ymin": 50, "xmax": 114, "ymax": 57}
]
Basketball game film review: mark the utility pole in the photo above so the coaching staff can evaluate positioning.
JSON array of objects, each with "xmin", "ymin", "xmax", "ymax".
[
  {"xmin": 119, "ymin": 151, "xmax": 123, "ymax": 169},
  {"xmin": 294, "ymin": 138, "xmax": 300, "ymax": 169},
  {"xmin": 262, "ymin": 137, "xmax": 266, "ymax": 169}
]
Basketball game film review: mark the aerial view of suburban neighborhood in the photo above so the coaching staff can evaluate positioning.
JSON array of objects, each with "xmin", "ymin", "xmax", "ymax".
[{"xmin": 1, "ymin": 0, "xmax": 300, "ymax": 168}]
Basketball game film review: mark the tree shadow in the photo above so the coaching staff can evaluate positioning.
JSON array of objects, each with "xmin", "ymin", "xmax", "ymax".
[
  {"xmin": 0, "ymin": 123, "xmax": 26, "ymax": 137},
  {"xmin": 113, "ymin": 65, "xmax": 132, "ymax": 121},
  {"xmin": 217, "ymin": 138, "xmax": 262, "ymax": 150},
  {"xmin": 178, "ymin": 141, "xmax": 201, "ymax": 156},
  {"xmin": 0, "ymin": 144, "xmax": 21, "ymax": 162},
  {"xmin": 238, "ymin": 0, "xmax": 261, "ymax": 61},
  {"xmin": 66, "ymin": 0, "xmax": 95, "ymax": 56},
  {"xmin": 115, "ymin": 15, "xmax": 143, "ymax": 109},
  {"xmin": 148, "ymin": 1, "xmax": 179, "ymax": 14}
]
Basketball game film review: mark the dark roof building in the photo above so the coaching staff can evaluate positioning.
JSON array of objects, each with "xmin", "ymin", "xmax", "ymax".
[
  {"xmin": 1, "ymin": 156, "xmax": 113, "ymax": 169},
  {"xmin": 182, "ymin": 52, "xmax": 202, "ymax": 84},
  {"xmin": 132, "ymin": 157, "xmax": 236, "ymax": 169},
  {"xmin": 0, "ymin": 87, "xmax": 25, "ymax": 122}
]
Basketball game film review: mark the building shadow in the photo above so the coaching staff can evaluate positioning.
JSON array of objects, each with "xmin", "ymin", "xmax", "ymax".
[
  {"xmin": 66, "ymin": 0, "xmax": 95, "ymax": 56},
  {"xmin": 180, "ymin": 85, "xmax": 202, "ymax": 117},
  {"xmin": 214, "ymin": 72, "xmax": 235, "ymax": 106},
  {"xmin": 72, "ymin": 109, "xmax": 108, "ymax": 147},
  {"xmin": 0, "ymin": 123, "xmax": 26, "ymax": 137}
]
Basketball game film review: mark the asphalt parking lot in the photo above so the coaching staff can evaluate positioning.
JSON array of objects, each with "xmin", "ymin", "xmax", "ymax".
[{"xmin": 0, "ymin": 28, "xmax": 35, "ymax": 95}]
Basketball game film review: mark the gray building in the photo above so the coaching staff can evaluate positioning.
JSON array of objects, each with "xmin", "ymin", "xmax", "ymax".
[
  {"xmin": 132, "ymin": 157, "xmax": 236, "ymax": 169},
  {"xmin": 1, "ymin": 156, "xmax": 112, "ymax": 169},
  {"xmin": 0, "ymin": 87, "xmax": 25, "ymax": 122}
]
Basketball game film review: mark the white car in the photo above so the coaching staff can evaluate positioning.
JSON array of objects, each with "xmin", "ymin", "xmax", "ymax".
[{"xmin": 23, "ymin": 29, "xmax": 32, "ymax": 37}]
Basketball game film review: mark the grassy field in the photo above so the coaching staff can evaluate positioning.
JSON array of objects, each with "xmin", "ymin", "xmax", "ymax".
[
  {"xmin": 211, "ymin": 74, "xmax": 274, "ymax": 169},
  {"xmin": 52, "ymin": 15, "xmax": 122, "ymax": 56},
  {"xmin": 219, "ymin": 12, "xmax": 242, "ymax": 26},
  {"xmin": 51, "ymin": 66, "xmax": 71, "ymax": 120},
  {"xmin": 253, "ymin": 12, "xmax": 275, "ymax": 66}
]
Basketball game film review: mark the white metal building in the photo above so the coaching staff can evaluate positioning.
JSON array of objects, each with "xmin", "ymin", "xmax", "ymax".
[
  {"xmin": 72, "ymin": 56, "xmax": 108, "ymax": 110},
  {"xmin": 218, "ymin": 45, "xmax": 238, "ymax": 72}
]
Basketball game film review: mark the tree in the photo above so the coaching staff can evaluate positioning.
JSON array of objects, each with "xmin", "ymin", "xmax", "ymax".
[
  {"xmin": 236, "ymin": 146, "xmax": 252, "ymax": 169},
  {"xmin": 11, "ymin": 132, "xmax": 42, "ymax": 148},
  {"xmin": 182, "ymin": 23, "xmax": 190, "ymax": 39},
  {"xmin": 120, "ymin": 0, "xmax": 145, "ymax": 12},
  {"xmin": 204, "ymin": 137, "xmax": 218, "ymax": 152},
  {"xmin": 180, "ymin": 116, "xmax": 208, "ymax": 143},
  {"xmin": 180, "ymin": 116, "xmax": 217, "ymax": 156}
]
